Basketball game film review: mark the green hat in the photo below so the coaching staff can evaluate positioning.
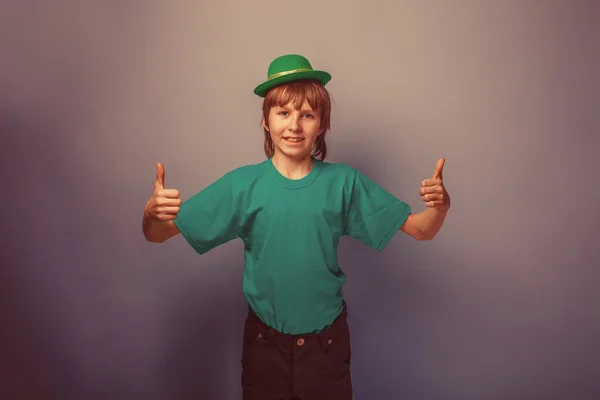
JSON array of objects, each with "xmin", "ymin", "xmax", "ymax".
[{"xmin": 254, "ymin": 54, "xmax": 332, "ymax": 97}]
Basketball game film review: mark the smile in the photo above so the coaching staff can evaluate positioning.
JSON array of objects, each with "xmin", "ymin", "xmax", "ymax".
[{"xmin": 283, "ymin": 137, "xmax": 305, "ymax": 143}]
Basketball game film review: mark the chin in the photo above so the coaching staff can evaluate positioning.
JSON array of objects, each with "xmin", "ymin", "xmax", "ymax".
[{"xmin": 277, "ymin": 146, "xmax": 312, "ymax": 159}]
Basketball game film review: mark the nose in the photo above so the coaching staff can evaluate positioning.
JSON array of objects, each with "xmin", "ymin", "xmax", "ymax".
[{"xmin": 288, "ymin": 115, "xmax": 302, "ymax": 132}]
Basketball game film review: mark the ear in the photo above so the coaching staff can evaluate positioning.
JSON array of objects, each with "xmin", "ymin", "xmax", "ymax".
[{"xmin": 261, "ymin": 116, "xmax": 270, "ymax": 132}]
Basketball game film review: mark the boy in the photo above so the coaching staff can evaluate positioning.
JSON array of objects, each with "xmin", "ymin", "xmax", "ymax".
[{"xmin": 142, "ymin": 54, "xmax": 450, "ymax": 400}]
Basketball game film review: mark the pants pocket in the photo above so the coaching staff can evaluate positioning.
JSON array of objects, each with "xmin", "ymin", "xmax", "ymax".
[{"xmin": 241, "ymin": 319, "xmax": 288, "ymax": 398}]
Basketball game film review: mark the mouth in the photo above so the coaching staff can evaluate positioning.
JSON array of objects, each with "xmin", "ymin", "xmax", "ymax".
[{"xmin": 282, "ymin": 137, "xmax": 305, "ymax": 143}]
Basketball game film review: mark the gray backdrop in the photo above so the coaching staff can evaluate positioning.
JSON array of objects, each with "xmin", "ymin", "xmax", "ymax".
[{"xmin": 2, "ymin": 1, "xmax": 599, "ymax": 399}]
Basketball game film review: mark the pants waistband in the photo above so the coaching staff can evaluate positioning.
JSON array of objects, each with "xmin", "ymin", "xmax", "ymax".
[{"xmin": 245, "ymin": 302, "xmax": 348, "ymax": 347}]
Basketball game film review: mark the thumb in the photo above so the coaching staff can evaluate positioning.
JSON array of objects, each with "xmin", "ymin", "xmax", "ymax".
[
  {"xmin": 433, "ymin": 158, "xmax": 445, "ymax": 180},
  {"xmin": 154, "ymin": 162, "xmax": 165, "ymax": 191}
]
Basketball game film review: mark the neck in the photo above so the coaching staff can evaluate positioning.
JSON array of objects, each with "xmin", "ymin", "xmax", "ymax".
[{"xmin": 271, "ymin": 152, "xmax": 314, "ymax": 180}]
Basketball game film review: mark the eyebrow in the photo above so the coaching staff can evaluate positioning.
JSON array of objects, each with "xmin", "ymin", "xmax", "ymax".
[{"xmin": 276, "ymin": 105, "xmax": 318, "ymax": 114}]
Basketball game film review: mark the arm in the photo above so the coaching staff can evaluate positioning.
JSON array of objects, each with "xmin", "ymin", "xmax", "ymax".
[
  {"xmin": 400, "ymin": 208, "xmax": 448, "ymax": 241},
  {"xmin": 400, "ymin": 158, "xmax": 450, "ymax": 241},
  {"xmin": 143, "ymin": 218, "xmax": 180, "ymax": 243}
]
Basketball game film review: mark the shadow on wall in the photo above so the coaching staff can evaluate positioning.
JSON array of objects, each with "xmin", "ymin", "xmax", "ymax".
[
  {"xmin": 0, "ymin": 241, "xmax": 67, "ymax": 400},
  {"xmin": 338, "ymin": 239, "xmax": 431, "ymax": 400},
  {"xmin": 0, "ymin": 113, "xmax": 86, "ymax": 399},
  {"xmin": 159, "ymin": 258, "xmax": 246, "ymax": 400},
  {"xmin": 0, "ymin": 112, "xmax": 247, "ymax": 399}
]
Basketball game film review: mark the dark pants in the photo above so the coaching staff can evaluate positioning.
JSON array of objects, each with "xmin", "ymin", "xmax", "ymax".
[{"xmin": 241, "ymin": 303, "xmax": 353, "ymax": 400}]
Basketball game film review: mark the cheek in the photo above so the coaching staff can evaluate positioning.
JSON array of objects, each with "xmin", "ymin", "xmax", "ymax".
[
  {"xmin": 266, "ymin": 122, "xmax": 280, "ymax": 137},
  {"xmin": 305, "ymin": 122, "xmax": 322, "ymax": 137}
]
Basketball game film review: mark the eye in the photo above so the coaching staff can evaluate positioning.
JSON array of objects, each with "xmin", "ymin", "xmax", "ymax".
[
  {"xmin": 278, "ymin": 111, "xmax": 289, "ymax": 116},
  {"xmin": 303, "ymin": 113, "xmax": 314, "ymax": 119}
]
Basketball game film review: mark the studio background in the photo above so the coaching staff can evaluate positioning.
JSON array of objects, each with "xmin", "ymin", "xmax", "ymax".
[{"xmin": 2, "ymin": 1, "xmax": 598, "ymax": 399}]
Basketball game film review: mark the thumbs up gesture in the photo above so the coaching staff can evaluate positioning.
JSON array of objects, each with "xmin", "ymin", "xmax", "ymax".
[
  {"xmin": 144, "ymin": 163, "xmax": 183, "ymax": 222},
  {"xmin": 419, "ymin": 158, "xmax": 450, "ymax": 212}
]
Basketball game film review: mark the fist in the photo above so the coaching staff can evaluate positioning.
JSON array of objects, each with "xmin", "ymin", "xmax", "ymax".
[
  {"xmin": 419, "ymin": 158, "xmax": 450, "ymax": 212},
  {"xmin": 144, "ymin": 163, "xmax": 183, "ymax": 222}
]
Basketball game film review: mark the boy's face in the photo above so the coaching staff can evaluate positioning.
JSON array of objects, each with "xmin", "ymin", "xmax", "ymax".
[{"xmin": 264, "ymin": 100, "xmax": 324, "ymax": 161}]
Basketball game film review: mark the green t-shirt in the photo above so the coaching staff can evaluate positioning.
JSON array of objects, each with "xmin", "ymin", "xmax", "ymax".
[{"xmin": 173, "ymin": 158, "xmax": 411, "ymax": 334}]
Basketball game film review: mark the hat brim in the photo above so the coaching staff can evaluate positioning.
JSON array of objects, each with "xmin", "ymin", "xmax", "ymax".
[{"xmin": 253, "ymin": 70, "xmax": 331, "ymax": 97}]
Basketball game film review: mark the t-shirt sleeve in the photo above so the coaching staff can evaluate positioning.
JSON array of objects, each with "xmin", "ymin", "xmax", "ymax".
[
  {"xmin": 173, "ymin": 172, "xmax": 239, "ymax": 255},
  {"xmin": 343, "ymin": 170, "xmax": 411, "ymax": 251}
]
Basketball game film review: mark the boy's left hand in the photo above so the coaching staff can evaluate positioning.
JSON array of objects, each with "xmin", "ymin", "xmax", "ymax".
[{"xmin": 420, "ymin": 158, "xmax": 451, "ymax": 213}]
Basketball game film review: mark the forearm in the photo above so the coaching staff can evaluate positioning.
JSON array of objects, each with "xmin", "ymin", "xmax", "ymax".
[
  {"xmin": 142, "ymin": 215, "xmax": 179, "ymax": 243},
  {"xmin": 411, "ymin": 207, "xmax": 449, "ymax": 240}
]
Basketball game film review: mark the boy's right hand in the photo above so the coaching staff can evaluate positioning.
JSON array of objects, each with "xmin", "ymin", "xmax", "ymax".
[{"xmin": 144, "ymin": 163, "xmax": 183, "ymax": 222}]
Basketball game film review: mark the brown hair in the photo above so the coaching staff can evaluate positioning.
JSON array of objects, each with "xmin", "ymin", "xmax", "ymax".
[{"xmin": 261, "ymin": 80, "xmax": 332, "ymax": 160}]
